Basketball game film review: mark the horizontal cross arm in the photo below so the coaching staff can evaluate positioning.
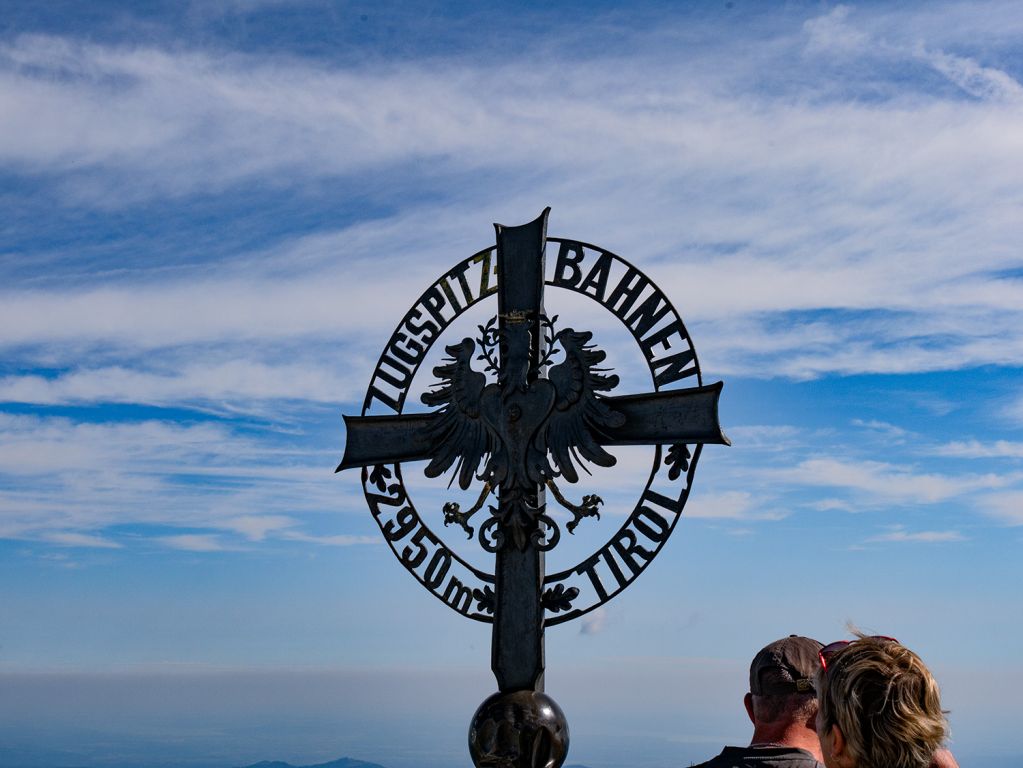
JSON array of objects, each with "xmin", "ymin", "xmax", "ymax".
[
  {"xmin": 335, "ymin": 412, "xmax": 436, "ymax": 472},
  {"xmin": 336, "ymin": 381, "xmax": 728, "ymax": 473},
  {"xmin": 602, "ymin": 381, "xmax": 731, "ymax": 446}
]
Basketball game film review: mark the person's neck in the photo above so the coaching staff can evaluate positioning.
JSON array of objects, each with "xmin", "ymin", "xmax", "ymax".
[{"xmin": 749, "ymin": 723, "xmax": 823, "ymax": 762}]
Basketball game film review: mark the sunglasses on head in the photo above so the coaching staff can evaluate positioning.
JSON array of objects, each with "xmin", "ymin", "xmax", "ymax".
[{"xmin": 819, "ymin": 636, "xmax": 898, "ymax": 671}]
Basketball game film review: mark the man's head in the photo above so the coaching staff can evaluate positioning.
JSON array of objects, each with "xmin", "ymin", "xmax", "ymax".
[
  {"xmin": 745, "ymin": 635, "xmax": 823, "ymax": 729},
  {"xmin": 815, "ymin": 636, "xmax": 947, "ymax": 768},
  {"xmin": 738, "ymin": 636, "xmax": 825, "ymax": 761}
]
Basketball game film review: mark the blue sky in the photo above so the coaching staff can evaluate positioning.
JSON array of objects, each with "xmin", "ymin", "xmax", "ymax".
[{"xmin": 1, "ymin": 2, "xmax": 1022, "ymax": 767}]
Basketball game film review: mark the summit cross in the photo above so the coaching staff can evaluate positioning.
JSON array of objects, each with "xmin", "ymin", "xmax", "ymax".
[{"xmin": 337, "ymin": 208, "xmax": 729, "ymax": 768}]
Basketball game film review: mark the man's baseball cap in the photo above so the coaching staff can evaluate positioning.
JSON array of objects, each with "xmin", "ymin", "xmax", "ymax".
[{"xmin": 749, "ymin": 635, "xmax": 823, "ymax": 695}]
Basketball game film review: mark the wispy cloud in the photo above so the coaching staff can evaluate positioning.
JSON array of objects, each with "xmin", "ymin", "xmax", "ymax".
[
  {"xmin": 774, "ymin": 457, "xmax": 1015, "ymax": 505},
  {"xmin": 220, "ymin": 515, "xmax": 297, "ymax": 541},
  {"xmin": 158, "ymin": 534, "xmax": 226, "ymax": 552},
  {"xmin": 810, "ymin": 499, "xmax": 857, "ymax": 513},
  {"xmin": 0, "ymin": 412, "xmax": 359, "ymax": 546},
  {"xmin": 0, "ymin": 11, "xmax": 1021, "ymax": 389},
  {"xmin": 280, "ymin": 532, "xmax": 379, "ymax": 546},
  {"xmin": 683, "ymin": 490, "xmax": 786, "ymax": 521},
  {"xmin": 852, "ymin": 419, "xmax": 910, "ymax": 440},
  {"xmin": 916, "ymin": 44, "xmax": 1023, "ymax": 103},
  {"xmin": 803, "ymin": 3, "xmax": 1023, "ymax": 103},
  {"xmin": 1004, "ymin": 396, "xmax": 1023, "ymax": 427},
  {"xmin": 579, "ymin": 607, "xmax": 607, "ymax": 636},
  {"xmin": 0, "ymin": 360, "xmax": 366, "ymax": 406},
  {"xmin": 977, "ymin": 492, "xmax": 1023, "ymax": 525},
  {"xmin": 932, "ymin": 440, "xmax": 1023, "ymax": 459},
  {"xmin": 42, "ymin": 531, "xmax": 123, "ymax": 549},
  {"xmin": 803, "ymin": 5, "xmax": 868, "ymax": 55},
  {"xmin": 867, "ymin": 526, "xmax": 966, "ymax": 543}
]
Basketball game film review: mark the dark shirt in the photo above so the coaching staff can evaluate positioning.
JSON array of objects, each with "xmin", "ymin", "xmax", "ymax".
[{"xmin": 689, "ymin": 745, "xmax": 825, "ymax": 768}]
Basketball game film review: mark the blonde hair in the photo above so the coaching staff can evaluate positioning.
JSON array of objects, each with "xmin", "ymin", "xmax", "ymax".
[{"xmin": 816, "ymin": 636, "xmax": 947, "ymax": 768}]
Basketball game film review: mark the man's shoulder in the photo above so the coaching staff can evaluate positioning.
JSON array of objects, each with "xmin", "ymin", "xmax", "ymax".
[{"xmin": 687, "ymin": 745, "xmax": 825, "ymax": 768}]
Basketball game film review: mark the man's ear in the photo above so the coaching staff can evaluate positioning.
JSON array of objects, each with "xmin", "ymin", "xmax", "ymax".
[{"xmin": 743, "ymin": 693, "xmax": 755, "ymax": 725}]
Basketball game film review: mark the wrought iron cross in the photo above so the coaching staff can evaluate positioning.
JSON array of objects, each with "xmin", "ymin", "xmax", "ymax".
[{"xmin": 337, "ymin": 209, "xmax": 728, "ymax": 768}]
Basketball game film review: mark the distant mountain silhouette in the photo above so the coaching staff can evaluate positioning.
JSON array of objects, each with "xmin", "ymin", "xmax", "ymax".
[{"xmin": 238, "ymin": 759, "xmax": 387, "ymax": 768}]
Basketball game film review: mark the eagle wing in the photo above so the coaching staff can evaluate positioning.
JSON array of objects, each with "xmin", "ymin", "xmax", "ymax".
[
  {"xmin": 420, "ymin": 338, "xmax": 496, "ymax": 490},
  {"xmin": 538, "ymin": 329, "xmax": 626, "ymax": 484}
]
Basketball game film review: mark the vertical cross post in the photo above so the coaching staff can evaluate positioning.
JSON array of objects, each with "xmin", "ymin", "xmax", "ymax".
[{"xmin": 491, "ymin": 207, "xmax": 549, "ymax": 693}]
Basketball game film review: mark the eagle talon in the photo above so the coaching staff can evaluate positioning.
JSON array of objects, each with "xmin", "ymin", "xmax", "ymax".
[
  {"xmin": 443, "ymin": 501, "xmax": 474, "ymax": 539},
  {"xmin": 566, "ymin": 494, "xmax": 603, "ymax": 533},
  {"xmin": 440, "ymin": 482, "xmax": 492, "ymax": 540},
  {"xmin": 546, "ymin": 480, "xmax": 604, "ymax": 534}
]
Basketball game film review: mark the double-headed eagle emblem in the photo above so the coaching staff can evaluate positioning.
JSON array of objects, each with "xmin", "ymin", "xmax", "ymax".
[{"xmin": 421, "ymin": 315, "xmax": 623, "ymax": 550}]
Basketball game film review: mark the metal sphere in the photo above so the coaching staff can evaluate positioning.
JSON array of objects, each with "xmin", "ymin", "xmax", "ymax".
[{"xmin": 468, "ymin": 689, "xmax": 569, "ymax": 768}]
